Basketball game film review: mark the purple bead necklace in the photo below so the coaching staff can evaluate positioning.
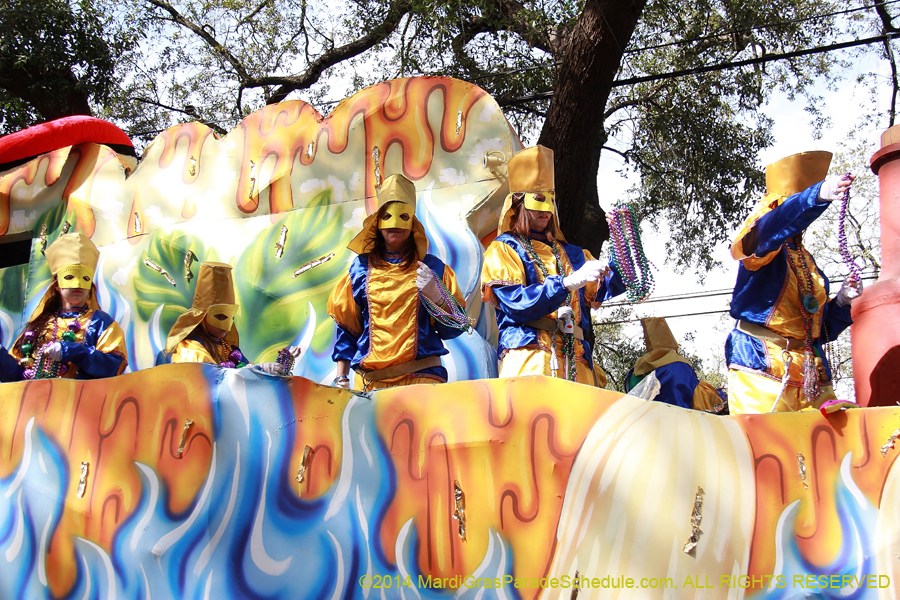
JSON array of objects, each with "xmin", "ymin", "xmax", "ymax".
[{"xmin": 837, "ymin": 172, "xmax": 862, "ymax": 281}]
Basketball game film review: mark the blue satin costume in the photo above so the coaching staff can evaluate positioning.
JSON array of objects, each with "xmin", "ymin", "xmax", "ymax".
[
  {"xmin": 625, "ymin": 363, "xmax": 723, "ymax": 410},
  {"xmin": 331, "ymin": 253, "xmax": 464, "ymax": 382},
  {"xmin": 726, "ymin": 181, "xmax": 852, "ymax": 411},
  {"xmin": 0, "ymin": 308, "xmax": 127, "ymax": 382},
  {"xmin": 489, "ymin": 233, "xmax": 625, "ymax": 368}
]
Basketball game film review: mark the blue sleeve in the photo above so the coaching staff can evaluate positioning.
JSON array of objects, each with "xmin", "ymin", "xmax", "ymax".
[
  {"xmin": 654, "ymin": 363, "xmax": 699, "ymax": 410},
  {"xmin": 597, "ymin": 262, "xmax": 627, "ymax": 302},
  {"xmin": 750, "ymin": 183, "xmax": 830, "ymax": 256},
  {"xmin": 820, "ymin": 299, "xmax": 853, "ymax": 343},
  {"xmin": 491, "ymin": 276, "xmax": 570, "ymax": 323},
  {"xmin": 59, "ymin": 341, "xmax": 125, "ymax": 379},
  {"xmin": 332, "ymin": 325, "xmax": 359, "ymax": 362},
  {"xmin": 58, "ymin": 311, "xmax": 125, "ymax": 379},
  {"xmin": 0, "ymin": 346, "xmax": 23, "ymax": 383}
]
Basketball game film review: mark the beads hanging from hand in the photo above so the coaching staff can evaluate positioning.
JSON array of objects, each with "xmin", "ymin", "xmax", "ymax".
[
  {"xmin": 608, "ymin": 204, "xmax": 654, "ymax": 303},
  {"xmin": 837, "ymin": 172, "xmax": 862, "ymax": 282},
  {"xmin": 419, "ymin": 276, "xmax": 475, "ymax": 333}
]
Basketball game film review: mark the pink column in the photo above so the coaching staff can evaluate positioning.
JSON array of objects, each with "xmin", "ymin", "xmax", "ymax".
[{"xmin": 852, "ymin": 125, "xmax": 900, "ymax": 406}]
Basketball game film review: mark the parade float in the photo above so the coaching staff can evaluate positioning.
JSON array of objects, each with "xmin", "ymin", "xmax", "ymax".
[{"xmin": 0, "ymin": 77, "xmax": 898, "ymax": 599}]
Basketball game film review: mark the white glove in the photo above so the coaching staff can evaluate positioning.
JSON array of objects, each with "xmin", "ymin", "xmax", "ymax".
[
  {"xmin": 416, "ymin": 261, "xmax": 441, "ymax": 303},
  {"xmin": 332, "ymin": 375, "xmax": 351, "ymax": 389},
  {"xmin": 256, "ymin": 362, "xmax": 285, "ymax": 375},
  {"xmin": 818, "ymin": 173, "xmax": 855, "ymax": 202},
  {"xmin": 563, "ymin": 260, "xmax": 609, "ymax": 291},
  {"xmin": 44, "ymin": 341, "xmax": 63, "ymax": 361},
  {"xmin": 836, "ymin": 274, "xmax": 863, "ymax": 307}
]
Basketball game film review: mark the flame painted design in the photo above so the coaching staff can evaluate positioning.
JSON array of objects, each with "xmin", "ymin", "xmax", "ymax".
[
  {"xmin": 375, "ymin": 378, "xmax": 620, "ymax": 591},
  {"xmin": 0, "ymin": 369, "xmax": 898, "ymax": 599}
]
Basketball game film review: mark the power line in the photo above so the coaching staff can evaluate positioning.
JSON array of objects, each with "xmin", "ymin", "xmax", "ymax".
[
  {"xmin": 599, "ymin": 308, "xmax": 729, "ymax": 324},
  {"xmin": 473, "ymin": 0, "xmax": 900, "ymax": 82},
  {"xmin": 500, "ymin": 33, "xmax": 900, "ymax": 106},
  {"xmin": 598, "ymin": 272, "xmax": 879, "ymax": 308},
  {"xmin": 624, "ymin": 1, "xmax": 900, "ymax": 56},
  {"xmin": 596, "ymin": 274, "xmax": 879, "ymax": 322}
]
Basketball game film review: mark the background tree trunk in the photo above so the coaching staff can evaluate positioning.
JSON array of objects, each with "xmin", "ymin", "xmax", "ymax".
[{"xmin": 538, "ymin": 0, "xmax": 646, "ymax": 257}]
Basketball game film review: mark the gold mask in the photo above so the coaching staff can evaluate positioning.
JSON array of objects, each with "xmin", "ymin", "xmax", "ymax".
[
  {"xmin": 205, "ymin": 303, "xmax": 239, "ymax": 330},
  {"xmin": 56, "ymin": 264, "xmax": 94, "ymax": 290},
  {"xmin": 523, "ymin": 191, "xmax": 555, "ymax": 213},
  {"xmin": 378, "ymin": 202, "xmax": 414, "ymax": 230}
]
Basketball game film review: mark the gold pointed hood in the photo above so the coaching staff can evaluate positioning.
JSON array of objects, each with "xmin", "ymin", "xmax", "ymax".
[
  {"xmin": 31, "ymin": 232, "xmax": 101, "ymax": 321},
  {"xmin": 632, "ymin": 317, "xmax": 693, "ymax": 376},
  {"xmin": 497, "ymin": 145, "xmax": 566, "ymax": 241},
  {"xmin": 165, "ymin": 262, "xmax": 240, "ymax": 352},
  {"xmin": 347, "ymin": 173, "xmax": 428, "ymax": 258},
  {"xmin": 732, "ymin": 151, "xmax": 831, "ymax": 260}
]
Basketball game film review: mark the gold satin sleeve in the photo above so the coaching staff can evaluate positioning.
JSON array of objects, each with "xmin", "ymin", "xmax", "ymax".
[
  {"xmin": 95, "ymin": 320, "xmax": 129, "ymax": 375},
  {"xmin": 327, "ymin": 271, "xmax": 362, "ymax": 336},
  {"xmin": 691, "ymin": 380, "xmax": 722, "ymax": 412},
  {"xmin": 171, "ymin": 338, "xmax": 217, "ymax": 364},
  {"xmin": 730, "ymin": 193, "xmax": 785, "ymax": 270},
  {"xmin": 481, "ymin": 240, "xmax": 526, "ymax": 307}
]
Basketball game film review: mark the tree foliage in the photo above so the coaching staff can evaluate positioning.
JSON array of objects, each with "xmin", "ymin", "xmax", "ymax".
[
  {"xmin": 0, "ymin": 0, "xmax": 895, "ymax": 273},
  {"xmin": 0, "ymin": 0, "xmax": 134, "ymax": 131}
]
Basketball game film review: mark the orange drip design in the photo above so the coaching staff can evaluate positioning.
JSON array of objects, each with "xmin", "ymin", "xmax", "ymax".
[
  {"xmin": 0, "ymin": 364, "xmax": 214, "ymax": 597},
  {"xmin": 742, "ymin": 409, "xmax": 900, "ymax": 592},
  {"xmin": 61, "ymin": 145, "xmax": 128, "ymax": 239},
  {"xmin": 286, "ymin": 378, "xmax": 348, "ymax": 499},
  {"xmin": 232, "ymin": 78, "xmax": 486, "ymax": 215},
  {"xmin": 375, "ymin": 378, "xmax": 618, "ymax": 597},
  {"xmin": 0, "ymin": 147, "xmax": 72, "ymax": 235},
  {"xmin": 154, "ymin": 124, "xmax": 215, "ymax": 186}
]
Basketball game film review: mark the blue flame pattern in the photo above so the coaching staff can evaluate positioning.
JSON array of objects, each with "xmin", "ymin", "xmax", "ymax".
[
  {"xmin": 0, "ymin": 368, "xmax": 517, "ymax": 599},
  {"xmin": 749, "ymin": 452, "xmax": 881, "ymax": 600}
]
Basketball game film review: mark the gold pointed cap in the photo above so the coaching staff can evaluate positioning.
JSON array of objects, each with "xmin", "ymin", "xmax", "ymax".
[
  {"xmin": 45, "ymin": 232, "xmax": 99, "ymax": 276},
  {"xmin": 765, "ymin": 151, "xmax": 832, "ymax": 197},
  {"xmin": 375, "ymin": 173, "xmax": 417, "ymax": 211},
  {"xmin": 165, "ymin": 262, "xmax": 239, "ymax": 352},
  {"xmin": 508, "ymin": 145, "xmax": 555, "ymax": 193},
  {"xmin": 641, "ymin": 317, "xmax": 678, "ymax": 352},
  {"xmin": 347, "ymin": 173, "xmax": 428, "ymax": 258},
  {"xmin": 632, "ymin": 317, "xmax": 692, "ymax": 377},
  {"xmin": 30, "ymin": 232, "xmax": 102, "ymax": 319},
  {"xmin": 497, "ymin": 146, "xmax": 565, "ymax": 240}
]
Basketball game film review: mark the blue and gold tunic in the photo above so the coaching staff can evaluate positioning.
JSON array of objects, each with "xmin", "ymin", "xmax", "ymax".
[
  {"xmin": 480, "ymin": 232, "xmax": 625, "ymax": 385},
  {"xmin": 327, "ymin": 253, "xmax": 465, "ymax": 389},
  {"xmin": 727, "ymin": 182, "xmax": 852, "ymax": 413},
  {"xmin": 0, "ymin": 308, "xmax": 128, "ymax": 382}
]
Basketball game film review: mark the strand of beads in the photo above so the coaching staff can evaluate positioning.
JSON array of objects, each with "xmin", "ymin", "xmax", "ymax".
[
  {"xmin": 822, "ymin": 322, "xmax": 841, "ymax": 384},
  {"xmin": 836, "ymin": 172, "xmax": 862, "ymax": 282},
  {"xmin": 608, "ymin": 204, "xmax": 654, "ymax": 302},
  {"xmin": 514, "ymin": 234, "xmax": 578, "ymax": 381},
  {"xmin": 785, "ymin": 244, "xmax": 820, "ymax": 402},
  {"xmin": 419, "ymin": 275, "xmax": 475, "ymax": 332},
  {"xmin": 219, "ymin": 340, "xmax": 248, "ymax": 368},
  {"xmin": 276, "ymin": 346, "xmax": 301, "ymax": 373},
  {"xmin": 21, "ymin": 309, "xmax": 84, "ymax": 379}
]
